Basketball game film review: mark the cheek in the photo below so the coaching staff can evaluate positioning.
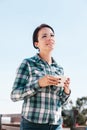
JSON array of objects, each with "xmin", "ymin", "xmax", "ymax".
[
  {"xmin": 51, "ymin": 37, "xmax": 55, "ymax": 43},
  {"xmin": 52, "ymin": 40, "xmax": 55, "ymax": 45},
  {"xmin": 53, "ymin": 40, "xmax": 55, "ymax": 44},
  {"xmin": 53, "ymin": 38, "xmax": 56, "ymax": 42}
]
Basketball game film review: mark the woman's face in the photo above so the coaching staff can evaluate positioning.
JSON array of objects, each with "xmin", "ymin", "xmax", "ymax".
[{"xmin": 35, "ymin": 27, "xmax": 55, "ymax": 53}]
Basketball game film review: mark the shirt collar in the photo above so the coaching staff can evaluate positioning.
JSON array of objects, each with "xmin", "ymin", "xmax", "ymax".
[{"xmin": 34, "ymin": 53, "xmax": 58, "ymax": 66}]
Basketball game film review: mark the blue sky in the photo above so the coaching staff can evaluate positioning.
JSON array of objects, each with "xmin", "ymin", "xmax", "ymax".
[{"xmin": 0, "ymin": 0, "xmax": 87, "ymax": 114}]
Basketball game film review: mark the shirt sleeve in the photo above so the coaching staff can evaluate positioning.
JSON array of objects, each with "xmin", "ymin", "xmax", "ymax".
[
  {"xmin": 58, "ymin": 88, "xmax": 71, "ymax": 105},
  {"xmin": 10, "ymin": 59, "xmax": 41, "ymax": 102}
]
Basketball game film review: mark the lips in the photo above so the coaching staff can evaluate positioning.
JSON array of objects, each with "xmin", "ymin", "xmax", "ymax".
[
  {"xmin": 47, "ymin": 41, "xmax": 55, "ymax": 45},
  {"xmin": 46, "ymin": 43, "xmax": 54, "ymax": 49}
]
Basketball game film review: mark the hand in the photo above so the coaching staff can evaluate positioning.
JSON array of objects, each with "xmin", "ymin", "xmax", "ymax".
[
  {"xmin": 63, "ymin": 78, "xmax": 70, "ymax": 94},
  {"xmin": 38, "ymin": 75, "xmax": 60, "ymax": 88}
]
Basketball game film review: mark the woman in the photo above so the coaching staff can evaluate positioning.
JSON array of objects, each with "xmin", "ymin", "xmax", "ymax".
[{"xmin": 11, "ymin": 24, "xmax": 71, "ymax": 130}]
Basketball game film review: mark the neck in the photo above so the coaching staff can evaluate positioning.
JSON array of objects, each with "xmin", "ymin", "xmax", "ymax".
[{"xmin": 38, "ymin": 52, "xmax": 52, "ymax": 64}]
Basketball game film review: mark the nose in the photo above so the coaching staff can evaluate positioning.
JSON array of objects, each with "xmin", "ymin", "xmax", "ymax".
[
  {"xmin": 47, "ymin": 36, "xmax": 55, "ymax": 44},
  {"xmin": 47, "ymin": 35, "xmax": 53, "ymax": 40}
]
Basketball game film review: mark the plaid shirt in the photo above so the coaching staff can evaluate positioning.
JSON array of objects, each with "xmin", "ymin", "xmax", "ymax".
[{"xmin": 11, "ymin": 54, "xmax": 70, "ymax": 125}]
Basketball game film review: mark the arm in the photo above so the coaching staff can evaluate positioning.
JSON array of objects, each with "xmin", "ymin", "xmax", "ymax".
[
  {"xmin": 58, "ymin": 77, "xmax": 71, "ymax": 105},
  {"xmin": 58, "ymin": 88, "xmax": 71, "ymax": 105},
  {"xmin": 10, "ymin": 59, "xmax": 41, "ymax": 102}
]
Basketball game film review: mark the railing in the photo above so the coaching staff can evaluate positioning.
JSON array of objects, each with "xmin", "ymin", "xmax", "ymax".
[
  {"xmin": 0, "ymin": 114, "xmax": 21, "ymax": 130},
  {"xmin": 0, "ymin": 113, "xmax": 87, "ymax": 130}
]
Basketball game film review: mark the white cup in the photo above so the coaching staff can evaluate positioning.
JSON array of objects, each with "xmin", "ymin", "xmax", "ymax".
[{"xmin": 56, "ymin": 75, "xmax": 68, "ymax": 87}]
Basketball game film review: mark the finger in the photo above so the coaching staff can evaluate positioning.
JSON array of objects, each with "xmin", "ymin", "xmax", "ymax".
[{"xmin": 48, "ymin": 76, "xmax": 61, "ymax": 82}]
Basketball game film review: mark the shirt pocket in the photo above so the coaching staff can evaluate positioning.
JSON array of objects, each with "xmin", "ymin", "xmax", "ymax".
[
  {"xmin": 51, "ymin": 66, "xmax": 64, "ymax": 76},
  {"xmin": 31, "ymin": 67, "xmax": 45, "ymax": 78}
]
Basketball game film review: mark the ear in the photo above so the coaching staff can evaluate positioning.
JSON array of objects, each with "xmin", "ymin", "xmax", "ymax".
[{"xmin": 34, "ymin": 42, "xmax": 39, "ymax": 48}]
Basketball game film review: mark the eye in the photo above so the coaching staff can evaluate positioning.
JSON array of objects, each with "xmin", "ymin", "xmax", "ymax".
[
  {"xmin": 51, "ymin": 34, "xmax": 54, "ymax": 37},
  {"xmin": 42, "ymin": 35, "xmax": 47, "ymax": 38}
]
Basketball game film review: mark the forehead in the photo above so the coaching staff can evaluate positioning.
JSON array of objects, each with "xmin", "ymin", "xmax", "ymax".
[{"xmin": 38, "ymin": 27, "xmax": 54, "ymax": 35}]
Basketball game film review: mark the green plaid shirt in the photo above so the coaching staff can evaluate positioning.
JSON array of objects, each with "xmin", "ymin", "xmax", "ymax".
[{"xmin": 11, "ymin": 54, "xmax": 70, "ymax": 125}]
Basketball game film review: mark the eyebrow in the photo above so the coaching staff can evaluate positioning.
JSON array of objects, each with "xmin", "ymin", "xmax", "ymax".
[{"xmin": 42, "ymin": 33, "xmax": 54, "ymax": 35}]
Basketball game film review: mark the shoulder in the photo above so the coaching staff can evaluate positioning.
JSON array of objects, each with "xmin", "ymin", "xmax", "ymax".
[{"xmin": 23, "ymin": 55, "xmax": 38, "ymax": 67}]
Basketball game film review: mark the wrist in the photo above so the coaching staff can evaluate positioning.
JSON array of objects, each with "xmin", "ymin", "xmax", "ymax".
[{"xmin": 64, "ymin": 89, "xmax": 71, "ymax": 95}]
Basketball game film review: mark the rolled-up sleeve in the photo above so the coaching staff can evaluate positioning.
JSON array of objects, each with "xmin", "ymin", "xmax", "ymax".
[{"xmin": 58, "ymin": 88, "xmax": 71, "ymax": 105}]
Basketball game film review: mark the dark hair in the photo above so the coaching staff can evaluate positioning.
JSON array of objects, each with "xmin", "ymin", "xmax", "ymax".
[{"xmin": 32, "ymin": 24, "xmax": 55, "ymax": 49}]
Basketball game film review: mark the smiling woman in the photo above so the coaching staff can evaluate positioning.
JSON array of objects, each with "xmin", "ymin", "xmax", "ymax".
[
  {"xmin": 10, "ymin": 23, "xmax": 71, "ymax": 130},
  {"xmin": 33, "ymin": 24, "xmax": 55, "ymax": 50},
  {"xmin": 35, "ymin": 27, "xmax": 55, "ymax": 52}
]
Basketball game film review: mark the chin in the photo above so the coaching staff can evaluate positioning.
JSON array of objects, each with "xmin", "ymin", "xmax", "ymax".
[{"xmin": 48, "ymin": 48, "xmax": 54, "ymax": 52}]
